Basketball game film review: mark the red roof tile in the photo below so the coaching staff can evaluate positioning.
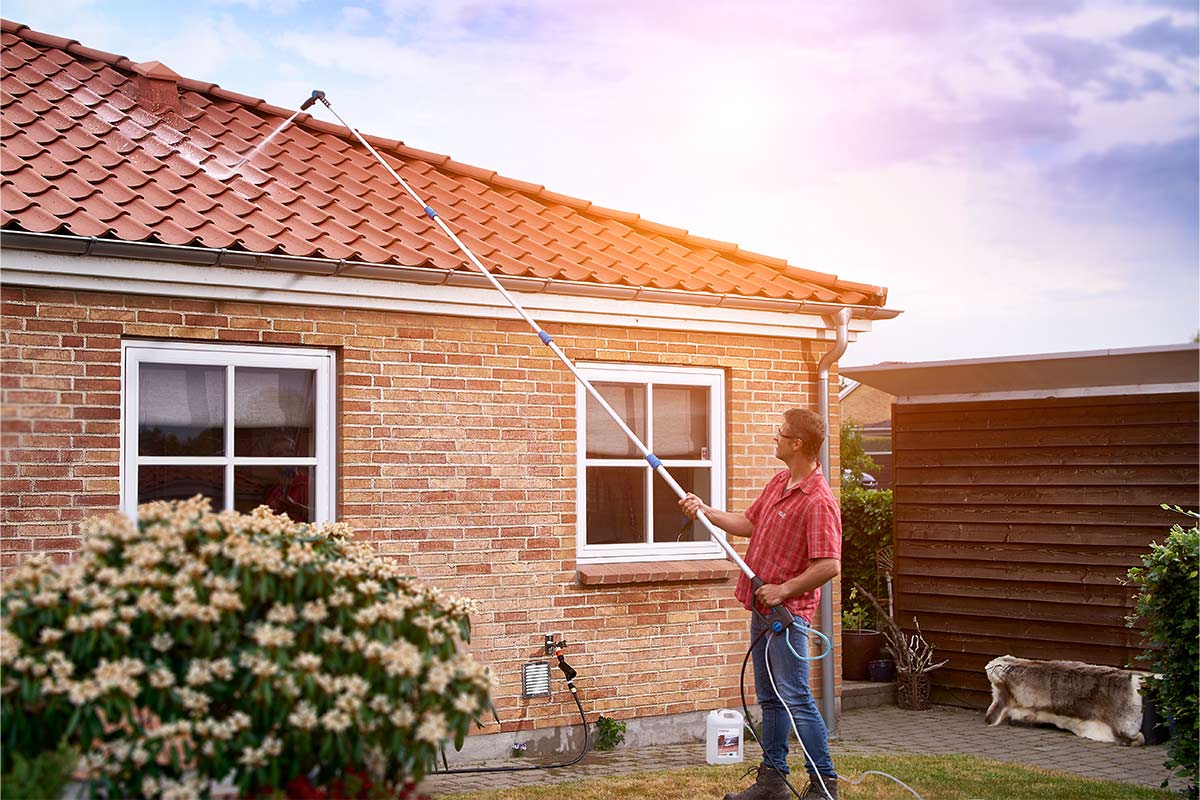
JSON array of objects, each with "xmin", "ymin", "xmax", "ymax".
[{"xmin": 0, "ymin": 19, "xmax": 887, "ymax": 307}]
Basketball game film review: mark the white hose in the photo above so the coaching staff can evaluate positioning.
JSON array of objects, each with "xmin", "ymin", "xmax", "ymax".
[{"xmin": 764, "ymin": 632, "xmax": 927, "ymax": 800}]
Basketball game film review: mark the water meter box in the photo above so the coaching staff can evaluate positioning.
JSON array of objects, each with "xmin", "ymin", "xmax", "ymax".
[{"xmin": 705, "ymin": 709, "xmax": 744, "ymax": 765}]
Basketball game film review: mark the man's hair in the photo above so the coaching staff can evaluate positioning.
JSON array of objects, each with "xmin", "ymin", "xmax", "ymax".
[{"xmin": 782, "ymin": 408, "xmax": 824, "ymax": 460}]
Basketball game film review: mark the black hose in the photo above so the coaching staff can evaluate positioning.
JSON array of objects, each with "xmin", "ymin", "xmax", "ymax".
[
  {"xmin": 430, "ymin": 685, "xmax": 591, "ymax": 775},
  {"xmin": 739, "ymin": 626, "xmax": 804, "ymax": 800}
]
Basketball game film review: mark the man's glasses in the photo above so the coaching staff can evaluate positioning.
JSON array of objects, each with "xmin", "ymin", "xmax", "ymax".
[{"xmin": 775, "ymin": 429, "xmax": 801, "ymax": 439}]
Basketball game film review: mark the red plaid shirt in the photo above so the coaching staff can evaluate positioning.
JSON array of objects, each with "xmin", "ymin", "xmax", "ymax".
[{"xmin": 735, "ymin": 466, "xmax": 842, "ymax": 624}]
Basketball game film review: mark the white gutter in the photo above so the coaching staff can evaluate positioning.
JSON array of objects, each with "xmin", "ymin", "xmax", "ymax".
[
  {"xmin": 0, "ymin": 231, "xmax": 902, "ymax": 321},
  {"xmin": 815, "ymin": 307, "xmax": 852, "ymax": 732}
]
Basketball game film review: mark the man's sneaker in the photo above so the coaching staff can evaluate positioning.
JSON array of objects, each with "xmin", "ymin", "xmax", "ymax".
[
  {"xmin": 722, "ymin": 764, "xmax": 790, "ymax": 800},
  {"xmin": 799, "ymin": 774, "xmax": 839, "ymax": 799}
]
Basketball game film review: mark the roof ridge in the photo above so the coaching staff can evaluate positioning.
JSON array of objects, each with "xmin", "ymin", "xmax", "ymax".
[{"xmin": 2, "ymin": 17, "xmax": 888, "ymax": 305}]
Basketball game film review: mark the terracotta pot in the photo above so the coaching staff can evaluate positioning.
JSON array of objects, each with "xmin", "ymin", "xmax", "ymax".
[
  {"xmin": 896, "ymin": 671, "xmax": 931, "ymax": 710},
  {"xmin": 841, "ymin": 629, "xmax": 882, "ymax": 681}
]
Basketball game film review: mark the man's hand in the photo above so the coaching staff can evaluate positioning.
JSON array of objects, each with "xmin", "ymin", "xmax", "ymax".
[
  {"xmin": 755, "ymin": 582, "xmax": 790, "ymax": 608},
  {"xmin": 678, "ymin": 493, "xmax": 707, "ymax": 520}
]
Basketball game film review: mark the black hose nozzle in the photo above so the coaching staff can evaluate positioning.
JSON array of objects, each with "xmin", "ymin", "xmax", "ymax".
[
  {"xmin": 300, "ymin": 90, "xmax": 326, "ymax": 111},
  {"xmin": 556, "ymin": 651, "xmax": 577, "ymax": 683}
]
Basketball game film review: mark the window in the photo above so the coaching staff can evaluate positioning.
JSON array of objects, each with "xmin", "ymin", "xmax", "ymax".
[
  {"xmin": 576, "ymin": 363, "xmax": 725, "ymax": 563},
  {"xmin": 122, "ymin": 341, "xmax": 336, "ymax": 522}
]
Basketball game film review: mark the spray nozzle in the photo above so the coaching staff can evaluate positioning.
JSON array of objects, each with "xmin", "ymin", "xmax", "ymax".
[{"xmin": 300, "ymin": 90, "xmax": 326, "ymax": 111}]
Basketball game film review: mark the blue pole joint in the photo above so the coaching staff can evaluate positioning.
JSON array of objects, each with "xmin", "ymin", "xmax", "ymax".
[
  {"xmin": 538, "ymin": 330, "xmax": 553, "ymax": 345},
  {"xmin": 423, "ymin": 205, "xmax": 438, "ymax": 220},
  {"xmin": 645, "ymin": 453, "xmax": 662, "ymax": 469}
]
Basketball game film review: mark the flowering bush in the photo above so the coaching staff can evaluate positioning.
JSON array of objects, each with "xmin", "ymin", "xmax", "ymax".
[{"xmin": 1, "ymin": 498, "xmax": 494, "ymax": 799}]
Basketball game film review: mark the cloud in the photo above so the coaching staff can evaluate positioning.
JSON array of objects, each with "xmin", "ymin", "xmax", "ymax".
[
  {"xmin": 148, "ymin": 15, "xmax": 265, "ymax": 79},
  {"xmin": 207, "ymin": 0, "xmax": 308, "ymax": 12},
  {"xmin": 1050, "ymin": 135, "xmax": 1200, "ymax": 231},
  {"xmin": 1119, "ymin": 16, "xmax": 1200, "ymax": 60},
  {"xmin": 340, "ymin": 6, "xmax": 373, "ymax": 29},
  {"xmin": 1023, "ymin": 32, "xmax": 1117, "ymax": 90}
]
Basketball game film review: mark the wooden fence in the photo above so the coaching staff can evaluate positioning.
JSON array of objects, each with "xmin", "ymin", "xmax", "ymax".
[{"xmin": 891, "ymin": 392, "xmax": 1200, "ymax": 707}]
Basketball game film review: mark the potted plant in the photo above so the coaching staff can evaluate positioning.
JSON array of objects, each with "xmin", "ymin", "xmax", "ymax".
[
  {"xmin": 855, "ymin": 585, "xmax": 947, "ymax": 710},
  {"xmin": 840, "ymin": 588, "xmax": 882, "ymax": 681}
]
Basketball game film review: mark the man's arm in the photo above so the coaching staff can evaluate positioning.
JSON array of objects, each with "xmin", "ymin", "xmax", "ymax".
[
  {"xmin": 678, "ymin": 493, "xmax": 754, "ymax": 537},
  {"xmin": 753, "ymin": 558, "xmax": 841, "ymax": 609}
]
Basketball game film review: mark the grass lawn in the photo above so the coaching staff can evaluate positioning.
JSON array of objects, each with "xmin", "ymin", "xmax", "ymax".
[{"xmin": 435, "ymin": 753, "xmax": 1175, "ymax": 800}]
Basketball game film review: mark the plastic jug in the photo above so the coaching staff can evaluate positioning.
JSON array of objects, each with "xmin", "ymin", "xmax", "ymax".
[{"xmin": 705, "ymin": 709, "xmax": 744, "ymax": 765}]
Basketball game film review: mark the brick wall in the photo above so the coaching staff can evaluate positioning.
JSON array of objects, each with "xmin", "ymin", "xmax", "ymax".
[{"xmin": 0, "ymin": 285, "xmax": 844, "ymax": 732}]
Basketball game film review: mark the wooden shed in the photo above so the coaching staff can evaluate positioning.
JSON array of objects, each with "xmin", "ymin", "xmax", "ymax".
[{"xmin": 842, "ymin": 344, "xmax": 1200, "ymax": 707}]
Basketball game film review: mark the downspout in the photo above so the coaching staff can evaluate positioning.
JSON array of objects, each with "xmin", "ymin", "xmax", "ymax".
[{"xmin": 815, "ymin": 307, "xmax": 852, "ymax": 733}]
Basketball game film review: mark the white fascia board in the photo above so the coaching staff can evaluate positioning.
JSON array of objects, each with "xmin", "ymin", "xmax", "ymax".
[
  {"xmin": 896, "ymin": 383, "xmax": 1200, "ymax": 404},
  {"xmin": 6, "ymin": 250, "xmax": 871, "ymax": 341}
]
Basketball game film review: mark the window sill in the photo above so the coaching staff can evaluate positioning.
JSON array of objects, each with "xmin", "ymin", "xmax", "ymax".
[{"xmin": 575, "ymin": 560, "xmax": 741, "ymax": 586}]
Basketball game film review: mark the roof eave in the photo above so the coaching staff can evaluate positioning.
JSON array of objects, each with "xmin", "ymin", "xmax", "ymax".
[{"xmin": 0, "ymin": 230, "xmax": 903, "ymax": 321}]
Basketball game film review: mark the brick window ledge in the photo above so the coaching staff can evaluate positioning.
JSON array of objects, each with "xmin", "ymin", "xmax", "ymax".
[{"xmin": 575, "ymin": 560, "xmax": 741, "ymax": 586}]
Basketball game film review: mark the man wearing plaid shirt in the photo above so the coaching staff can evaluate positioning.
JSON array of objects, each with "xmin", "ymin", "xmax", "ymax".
[{"xmin": 681, "ymin": 408, "xmax": 842, "ymax": 800}]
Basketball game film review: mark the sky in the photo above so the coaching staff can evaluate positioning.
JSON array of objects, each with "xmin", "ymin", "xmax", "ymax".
[{"xmin": 5, "ymin": 0, "xmax": 1198, "ymax": 366}]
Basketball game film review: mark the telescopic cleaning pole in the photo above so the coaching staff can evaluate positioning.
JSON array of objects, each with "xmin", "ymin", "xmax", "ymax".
[{"xmin": 305, "ymin": 90, "xmax": 795, "ymax": 632}]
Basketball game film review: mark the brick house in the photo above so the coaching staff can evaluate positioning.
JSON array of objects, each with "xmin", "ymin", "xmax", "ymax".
[{"xmin": 0, "ymin": 20, "xmax": 897, "ymax": 751}]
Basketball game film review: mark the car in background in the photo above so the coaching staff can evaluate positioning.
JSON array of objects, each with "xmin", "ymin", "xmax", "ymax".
[{"xmin": 843, "ymin": 469, "xmax": 879, "ymax": 489}]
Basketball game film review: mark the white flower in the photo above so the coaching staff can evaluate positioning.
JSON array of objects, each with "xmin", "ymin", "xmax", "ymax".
[
  {"xmin": 239, "ymin": 745, "xmax": 267, "ymax": 769},
  {"xmin": 266, "ymin": 603, "xmax": 296, "ymax": 625},
  {"xmin": 453, "ymin": 693, "xmax": 479, "ymax": 715},
  {"xmin": 185, "ymin": 661, "xmax": 213, "ymax": 686},
  {"xmin": 423, "ymin": 660, "xmax": 452, "ymax": 694},
  {"xmin": 288, "ymin": 701, "xmax": 318, "ymax": 730},
  {"xmin": 252, "ymin": 624, "xmax": 295, "ymax": 649},
  {"xmin": 0, "ymin": 629, "xmax": 21, "ymax": 666},
  {"xmin": 416, "ymin": 711, "xmax": 448, "ymax": 744},
  {"xmin": 149, "ymin": 667, "xmax": 175, "ymax": 689},
  {"xmin": 293, "ymin": 653, "xmax": 321, "ymax": 673},
  {"xmin": 300, "ymin": 600, "xmax": 328, "ymax": 624},
  {"xmin": 151, "ymin": 633, "xmax": 173, "ymax": 652},
  {"xmin": 177, "ymin": 687, "xmax": 211, "ymax": 715},
  {"xmin": 320, "ymin": 709, "xmax": 352, "ymax": 733}
]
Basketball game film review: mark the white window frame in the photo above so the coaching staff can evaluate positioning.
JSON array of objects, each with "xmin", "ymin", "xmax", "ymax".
[
  {"xmin": 120, "ymin": 340, "xmax": 337, "ymax": 522},
  {"xmin": 576, "ymin": 363, "xmax": 726, "ymax": 564}
]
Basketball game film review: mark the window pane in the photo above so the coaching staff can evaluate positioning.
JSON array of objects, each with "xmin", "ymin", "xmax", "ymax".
[
  {"xmin": 138, "ymin": 465, "xmax": 223, "ymax": 508},
  {"xmin": 586, "ymin": 467, "xmax": 645, "ymax": 544},
  {"xmin": 652, "ymin": 468, "xmax": 710, "ymax": 543},
  {"xmin": 138, "ymin": 364, "xmax": 225, "ymax": 456},
  {"xmin": 234, "ymin": 466, "xmax": 314, "ymax": 522},
  {"xmin": 235, "ymin": 368, "xmax": 315, "ymax": 457},
  {"xmin": 654, "ymin": 385, "xmax": 709, "ymax": 459},
  {"xmin": 586, "ymin": 383, "xmax": 645, "ymax": 458}
]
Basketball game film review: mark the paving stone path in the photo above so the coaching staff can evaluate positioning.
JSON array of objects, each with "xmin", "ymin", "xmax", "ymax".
[{"xmin": 420, "ymin": 704, "xmax": 1180, "ymax": 797}]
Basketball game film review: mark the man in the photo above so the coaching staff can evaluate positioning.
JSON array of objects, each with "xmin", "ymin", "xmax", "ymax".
[{"xmin": 680, "ymin": 408, "xmax": 841, "ymax": 800}]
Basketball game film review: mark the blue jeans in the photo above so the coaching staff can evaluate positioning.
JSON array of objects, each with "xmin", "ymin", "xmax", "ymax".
[{"xmin": 751, "ymin": 614, "xmax": 836, "ymax": 778}]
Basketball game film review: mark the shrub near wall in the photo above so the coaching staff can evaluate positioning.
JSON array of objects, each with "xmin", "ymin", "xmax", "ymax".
[
  {"xmin": 1128, "ymin": 505, "xmax": 1199, "ymax": 799},
  {"xmin": 839, "ymin": 485, "xmax": 893, "ymax": 622},
  {"xmin": 0, "ymin": 498, "xmax": 494, "ymax": 799}
]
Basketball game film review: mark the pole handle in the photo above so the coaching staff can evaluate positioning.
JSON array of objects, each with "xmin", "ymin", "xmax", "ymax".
[{"xmin": 750, "ymin": 576, "xmax": 796, "ymax": 632}]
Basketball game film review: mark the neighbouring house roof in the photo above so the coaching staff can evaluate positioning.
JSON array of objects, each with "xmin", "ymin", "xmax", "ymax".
[
  {"xmin": 842, "ymin": 343, "xmax": 1200, "ymax": 402},
  {"xmin": 0, "ymin": 19, "xmax": 893, "ymax": 317}
]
